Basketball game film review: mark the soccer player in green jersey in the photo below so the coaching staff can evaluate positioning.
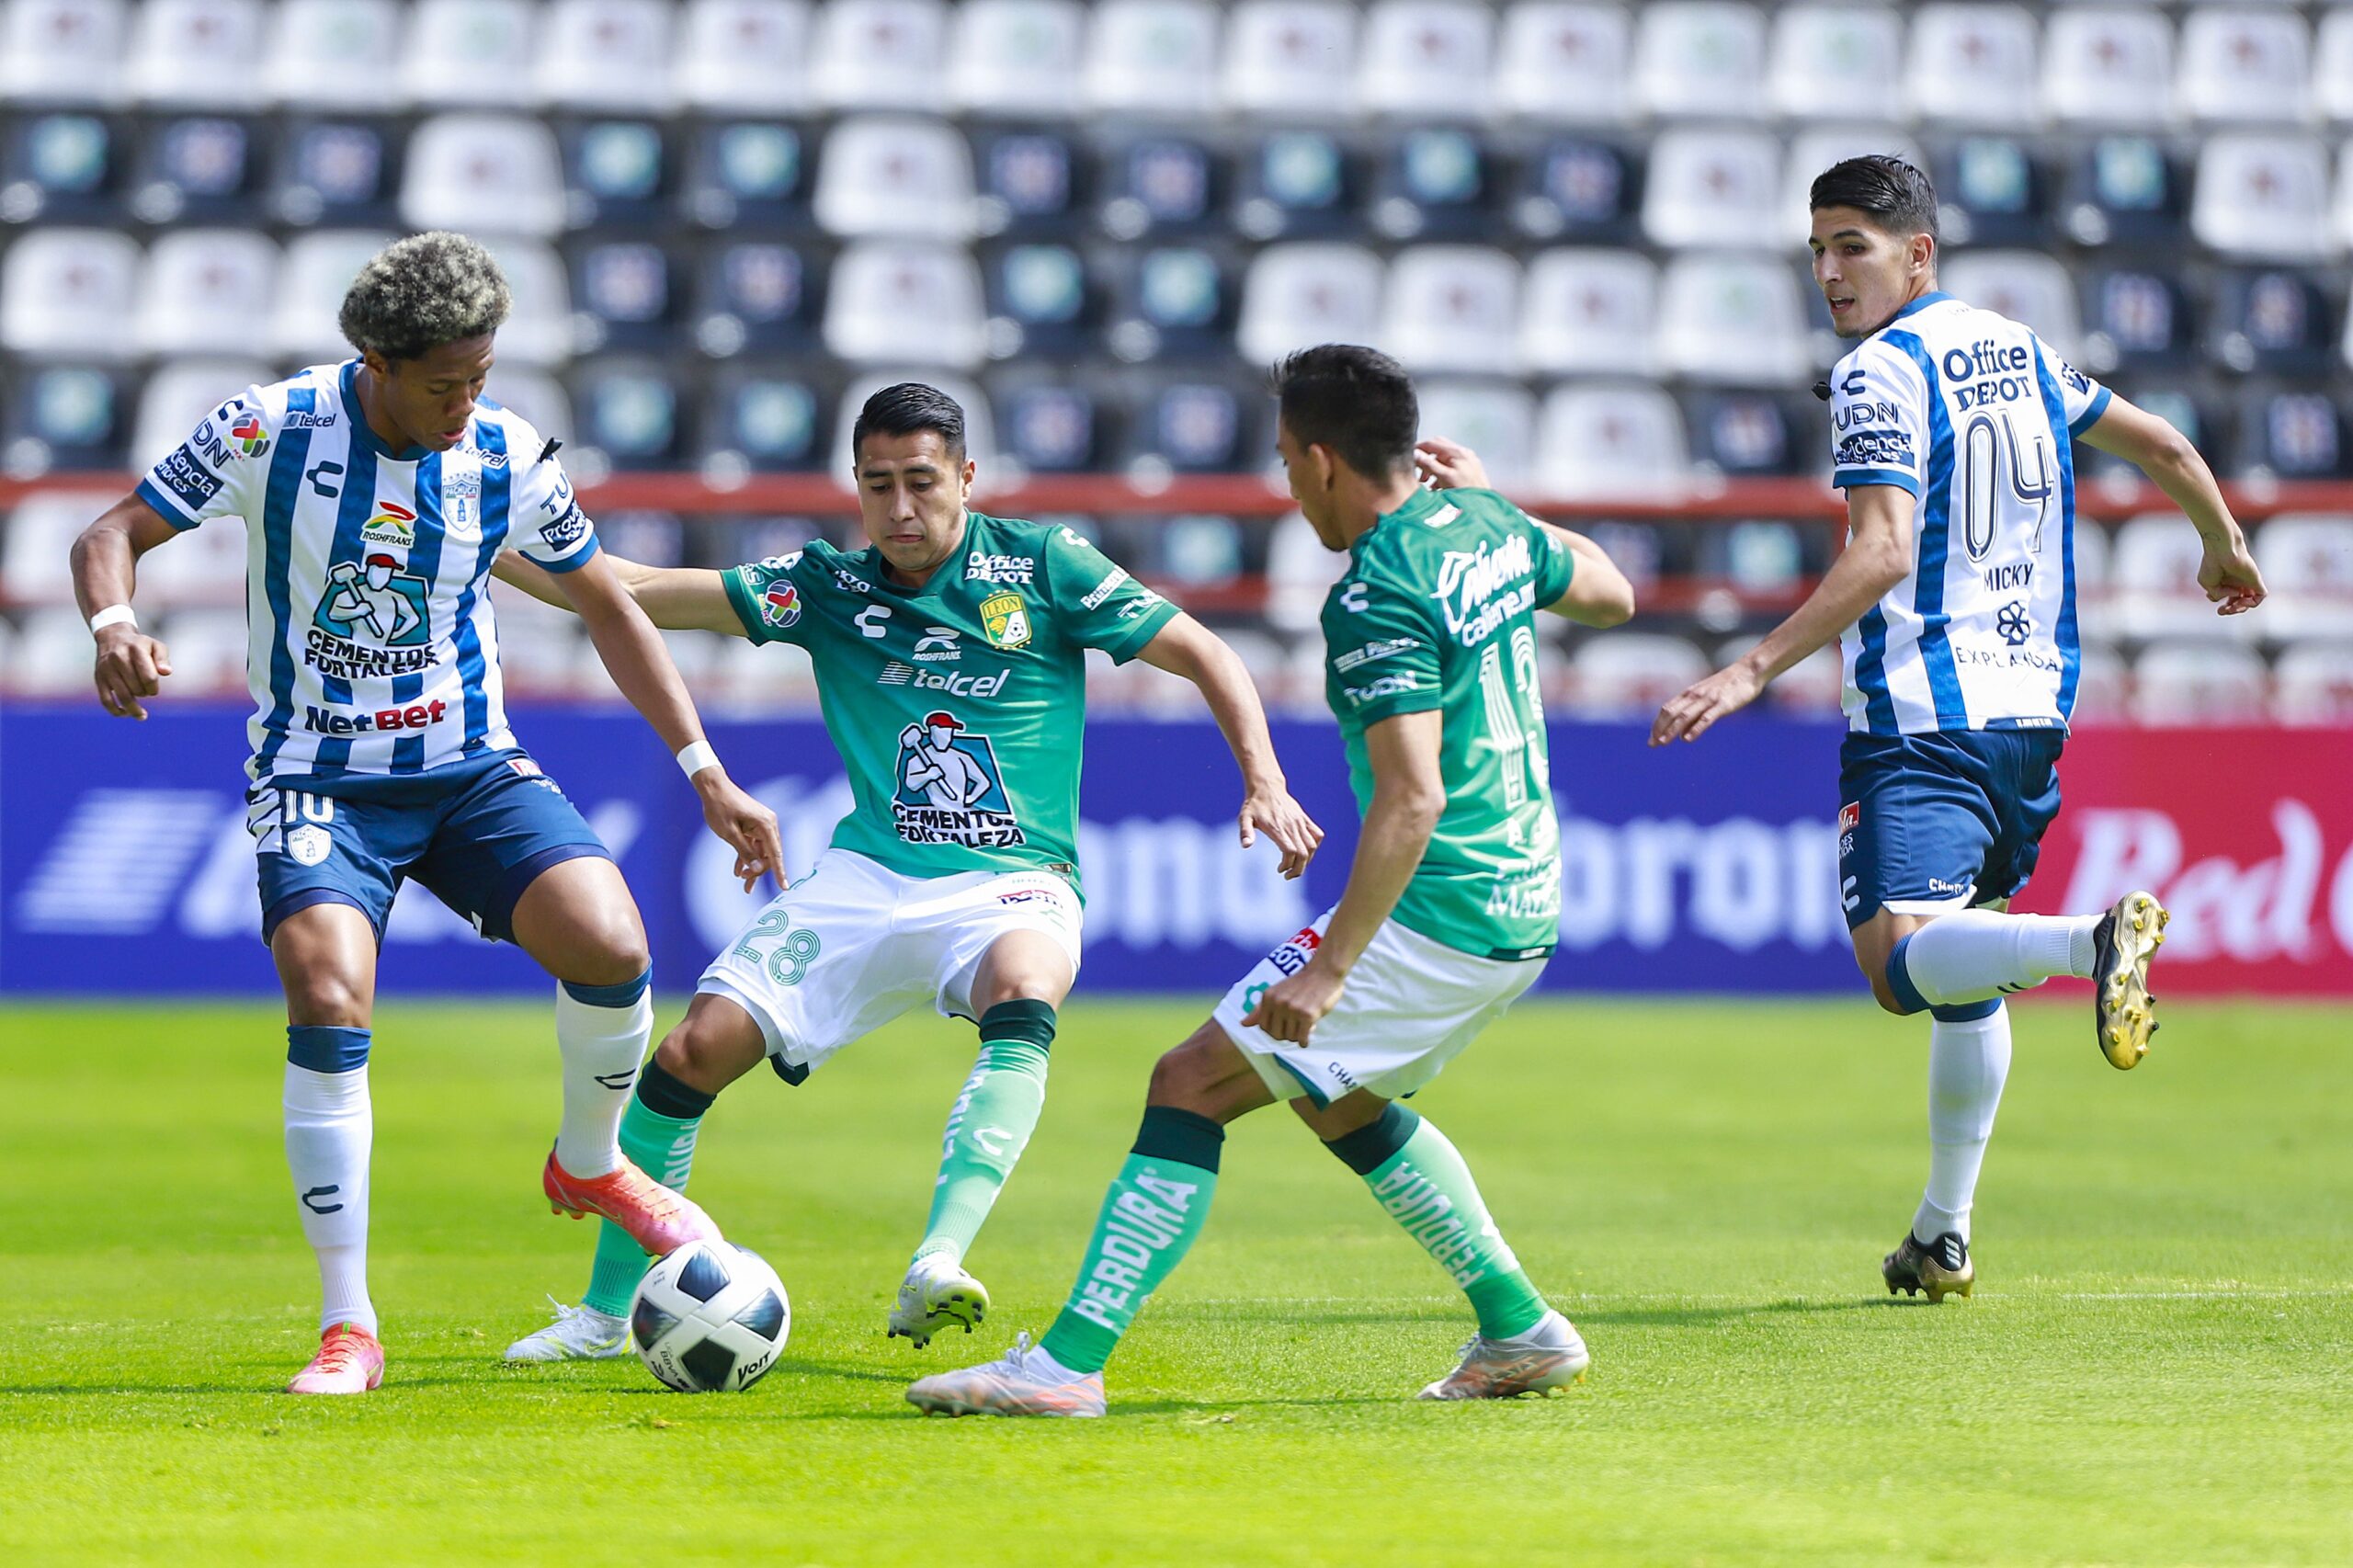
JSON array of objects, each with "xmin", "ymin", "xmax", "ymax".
[
  {"xmin": 494, "ymin": 383, "xmax": 1323, "ymax": 1359},
  {"xmin": 907, "ymin": 346, "xmax": 1638, "ymax": 1416}
]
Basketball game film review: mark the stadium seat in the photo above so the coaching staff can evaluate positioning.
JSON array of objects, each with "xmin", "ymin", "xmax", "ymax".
[
  {"xmin": 2041, "ymin": 6, "xmax": 2171, "ymax": 127},
  {"xmin": 974, "ymin": 130, "xmax": 1082, "ymax": 236},
  {"xmin": 1905, "ymin": 4, "xmax": 2040, "ymax": 126},
  {"xmin": 1222, "ymin": 0, "xmax": 1357, "ymax": 119},
  {"xmin": 268, "ymin": 228, "xmax": 392, "ymax": 361},
  {"xmin": 2070, "ymin": 641, "xmax": 2128, "ymax": 723},
  {"xmin": 681, "ymin": 121, "xmax": 810, "ymax": 232},
  {"xmin": 1415, "ymin": 380, "xmax": 1536, "ymax": 491},
  {"xmin": 2189, "ymin": 134, "xmax": 2334, "ymax": 262},
  {"xmin": 1370, "ymin": 128, "xmax": 1495, "ymax": 243},
  {"xmin": 1687, "ymin": 391, "xmax": 1799, "ymax": 476},
  {"xmin": 129, "ymin": 115, "xmax": 262, "ymax": 226},
  {"xmin": 483, "ymin": 366, "xmax": 574, "ymax": 442},
  {"xmin": 829, "ymin": 370, "xmax": 994, "ymax": 472},
  {"xmin": 1535, "ymin": 383, "xmax": 1691, "ymax": 498},
  {"xmin": 1699, "ymin": 518, "xmax": 1808, "ymax": 598},
  {"xmin": 2336, "ymin": 142, "xmax": 2353, "ymax": 255},
  {"xmin": 951, "ymin": 0, "xmax": 1083, "ymax": 117},
  {"xmin": 1715, "ymin": 635, "xmax": 1842, "ymax": 714},
  {"xmin": 0, "ymin": 227, "xmax": 138, "ymax": 358},
  {"xmin": 983, "ymin": 242, "xmax": 1094, "ymax": 358},
  {"xmin": 1084, "ymin": 0, "xmax": 1220, "ymax": 115},
  {"xmin": 461, "ymin": 240, "xmax": 567, "ymax": 366},
  {"xmin": 1379, "ymin": 246, "xmax": 1519, "ymax": 376},
  {"xmin": 1105, "ymin": 243, "xmax": 1234, "ymax": 362},
  {"xmin": 1233, "ymin": 131, "xmax": 1358, "ymax": 243},
  {"xmin": 1768, "ymin": 4, "xmax": 1905, "ymax": 124},
  {"xmin": 2210, "ymin": 267, "xmax": 2333, "ymax": 377},
  {"xmin": 2321, "ymin": 13, "xmax": 2353, "ymax": 128},
  {"xmin": 676, "ymin": 0, "xmax": 812, "ymax": 114},
  {"xmin": 133, "ymin": 229, "xmax": 278, "ymax": 358},
  {"xmin": 1655, "ymin": 254, "xmax": 1807, "ymax": 386},
  {"xmin": 2177, "ymin": 6, "xmax": 2309, "ymax": 126},
  {"xmin": 1568, "ymin": 633, "xmax": 1710, "ymax": 719},
  {"xmin": 536, "ymin": 0, "xmax": 676, "ymax": 112},
  {"xmin": 2131, "ymin": 642, "xmax": 2268, "ymax": 725},
  {"xmin": 1098, "ymin": 135, "xmax": 1220, "ymax": 240},
  {"xmin": 2236, "ymin": 391, "xmax": 2347, "ymax": 482},
  {"xmin": 822, "ymin": 242, "xmax": 987, "ymax": 368},
  {"xmin": 1120, "ymin": 375, "xmax": 1257, "ymax": 473},
  {"xmin": 1263, "ymin": 510, "xmax": 1347, "ymax": 633},
  {"xmin": 570, "ymin": 240, "xmax": 676, "ymax": 355},
  {"xmin": 2271, "ymin": 642, "xmax": 2353, "ymax": 727},
  {"xmin": 2071, "ymin": 515, "xmax": 2111, "ymax": 625},
  {"xmin": 1236, "ymin": 243, "xmax": 1381, "ymax": 368},
  {"xmin": 704, "ymin": 371, "xmax": 824, "ymax": 471},
  {"xmin": 8, "ymin": 608, "xmax": 106, "ymax": 695},
  {"xmin": 1357, "ymin": 0, "xmax": 1492, "ymax": 119},
  {"xmin": 127, "ymin": 0, "xmax": 262, "ymax": 108},
  {"xmin": 993, "ymin": 380, "xmax": 1103, "ymax": 473},
  {"xmin": 2, "ymin": 363, "xmax": 125, "ymax": 469},
  {"xmin": 2110, "ymin": 512, "xmax": 2259, "ymax": 642},
  {"xmin": 1928, "ymin": 134, "xmax": 2047, "ymax": 249},
  {"xmin": 2251, "ymin": 514, "xmax": 2353, "ymax": 642},
  {"xmin": 1, "ymin": 112, "xmax": 120, "ymax": 224},
  {"xmin": 2058, "ymin": 134, "xmax": 2184, "ymax": 247},
  {"xmin": 401, "ymin": 0, "xmax": 537, "ymax": 109},
  {"xmin": 271, "ymin": 119, "xmax": 399, "ymax": 228},
  {"xmin": 1632, "ymin": 2, "xmax": 1768, "ymax": 121},
  {"xmin": 571, "ymin": 362, "xmax": 681, "ymax": 469},
  {"xmin": 1519, "ymin": 247, "xmax": 1657, "ymax": 378},
  {"xmin": 812, "ymin": 0, "xmax": 949, "ymax": 111},
  {"xmin": 1642, "ymin": 129, "xmax": 1779, "ymax": 250},
  {"xmin": 142, "ymin": 513, "xmax": 249, "ymax": 612},
  {"xmin": 812, "ymin": 116, "xmax": 977, "ymax": 241},
  {"xmin": 128, "ymin": 358, "xmax": 269, "ymax": 469},
  {"xmin": 562, "ymin": 121, "xmax": 667, "ymax": 231},
  {"xmin": 695, "ymin": 241, "xmax": 819, "ymax": 357},
  {"xmin": 1782, "ymin": 127, "xmax": 1929, "ymax": 245},
  {"xmin": 485, "ymin": 584, "xmax": 587, "ymax": 699},
  {"xmin": 1939, "ymin": 252, "xmax": 2082, "ymax": 358},
  {"xmin": 400, "ymin": 114, "xmax": 565, "ymax": 239},
  {"xmin": 0, "ymin": 489, "xmax": 105, "ymax": 604},
  {"xmin": 266, "ymin": 0, "xmax": 402, "ymax": 110},
  {"xmin": 0, "ymin": 0, "xmax": 128, "ymax": 104},
  {"xmin": 1494, "ymin": 3, "xmax": 1631, "ymax": 125},
  {"xmin": 2081, "ymin": 267, "xmax": 2195, "ymax": 374}
]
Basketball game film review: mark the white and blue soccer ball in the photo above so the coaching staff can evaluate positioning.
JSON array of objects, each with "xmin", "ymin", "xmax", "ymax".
[{"xmin": 631, "ymin": 1240, "xmax": 790, "ymax": 1393}]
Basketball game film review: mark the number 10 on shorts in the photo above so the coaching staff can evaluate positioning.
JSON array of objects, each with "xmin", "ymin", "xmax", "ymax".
[{"xmin": 733, "ymin": 908, "xmax": 822, "ymax": 986}]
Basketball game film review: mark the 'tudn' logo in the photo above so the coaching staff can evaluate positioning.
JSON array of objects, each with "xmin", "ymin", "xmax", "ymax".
[{"xmin": 231, "ymin": 414, "xmax": 269, "ymax": 458}]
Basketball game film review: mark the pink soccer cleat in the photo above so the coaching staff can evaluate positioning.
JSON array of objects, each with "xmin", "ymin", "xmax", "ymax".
[
  {"xmin": 287, "ymin": 1323, "xmax": 384, "ymax": 1395},
  {"xmin": 541, "ymin": 1149, "xmax": 722, "ymax": 1257}
]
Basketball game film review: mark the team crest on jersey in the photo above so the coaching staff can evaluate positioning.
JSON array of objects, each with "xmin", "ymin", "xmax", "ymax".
[
  {"xmin": 979, "ymin": 590, "xmax": 1032, "ymax": 650},
  {"xmin": 285, "ymin": 824, "xmax": 332, "ymax": 867},
  {"xmin": 892, "ymin": 710, "xmax": 1025, "ymax": 847},
  {"xmin": 361, "ymin": 499, "xmax": 416, "ymax": 549}
]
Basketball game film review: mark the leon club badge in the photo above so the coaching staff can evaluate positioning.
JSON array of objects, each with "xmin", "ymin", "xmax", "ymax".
[{"xmin": 981, "ymin": 590, "xmax": 1031, "ymax": 650}]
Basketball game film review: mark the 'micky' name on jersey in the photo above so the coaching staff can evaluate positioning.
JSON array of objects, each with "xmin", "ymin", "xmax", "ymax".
[{"xmin": 722, "ymin": 512, "xmax": 1177, "ymax": 892}]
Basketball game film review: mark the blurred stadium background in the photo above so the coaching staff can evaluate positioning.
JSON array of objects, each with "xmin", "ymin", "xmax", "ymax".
[{"xmin": 0, "ymin": 0, "xmax": 2349, "ymax": 998}]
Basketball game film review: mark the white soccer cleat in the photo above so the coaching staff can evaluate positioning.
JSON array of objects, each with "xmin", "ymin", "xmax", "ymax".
[
  {"xmin": 887, "ymin": 1253, "xmax": 991, "ymax": 1348},
  {"xmin": 905, "ymin": 1332, "xmax": 1106, "ymax": 1417},
  {"xmin": 1418, "ymin": 1309, "xmax": 1591, "ymax": 1400},
  {"xmin": 504, "ymin": 1298, "xmax": 629, "ymax": 1362}
]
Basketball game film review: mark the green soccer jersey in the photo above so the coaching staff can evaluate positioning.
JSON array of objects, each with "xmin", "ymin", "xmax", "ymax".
[
  {"xmin": 1322, "ymin": 487, "xmax": 1576, "ymax": 960},
  {"xmin": 721, "ymin": 511, "xmax": 1179, "ymax": 891}
]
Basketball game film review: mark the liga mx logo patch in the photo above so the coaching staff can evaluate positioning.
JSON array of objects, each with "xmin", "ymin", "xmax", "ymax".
[
  {"xmin": 231, "ymin": 413, "xmax": 268, "ymax": 458},
  {"xmin": 762, "ymin": 580, "xmax": 801, "ymax": 630}
]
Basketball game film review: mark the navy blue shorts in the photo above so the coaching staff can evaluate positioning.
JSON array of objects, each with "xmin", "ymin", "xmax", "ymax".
[
  {"xmin": 247, "ymin": 750, "xmax": 610, "ymax": 945},
  {"xmin": 1836, "ymin": 728, "xmax": 2065, "ymax": 931}
]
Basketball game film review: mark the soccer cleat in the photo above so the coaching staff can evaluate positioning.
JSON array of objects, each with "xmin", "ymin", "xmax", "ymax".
[
  {"xmin": 1883, "ymin": 1230, "xmax": 1973, "ymax": 1301},
  {"xmin": 1418, "ymin": 1309, "xmax": 1591, "ymax": 1400},
  {"xmin": 888, "ymin": 1254, "xmax": 991, "ymax": 1347},
  {"xmin": 2091, "ymin": 890, "xmax": 2170, "ymax": 1070},
  {"xmin": 504, "ymin": 1297, "xmax": 630, "ymax": 1362},
  {"xmin": 541, "ymin": 1148, "xmax": 722, "ymax": 1257},
  {"xmin": 287, "ymin": 1322, "xmax": 384, "ymax": 1395},
  {"xmin": 904, "ymin": 1333, "xmax": 1106, "ymax": 1418}
]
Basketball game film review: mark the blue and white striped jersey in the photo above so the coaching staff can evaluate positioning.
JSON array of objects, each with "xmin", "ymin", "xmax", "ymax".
[
  {"xmin": 137, "ymin": 359, "xmax": 599, "ymax": 785},
  {"xmin": 1827, "ymin": 292, "xmax": 2111, "ymax": 736}
]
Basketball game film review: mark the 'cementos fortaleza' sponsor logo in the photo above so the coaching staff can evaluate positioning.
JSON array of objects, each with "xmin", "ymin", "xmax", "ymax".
[{"xmin": 1433, "ymin": 536, "xmax": 1536, "ymax": 647}]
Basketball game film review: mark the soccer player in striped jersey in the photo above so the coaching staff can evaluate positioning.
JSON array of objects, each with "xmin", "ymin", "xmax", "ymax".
[
  {"xmin": 1654, "ymin": 157, "xmax": 2267, "ymax": 1301},
  {"xmin": 69, "ymin": 233, "xmax": 785, "ymax": 1393}
]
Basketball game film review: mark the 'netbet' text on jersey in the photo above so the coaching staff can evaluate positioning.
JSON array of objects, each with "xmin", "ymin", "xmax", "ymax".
[
  {"xmin": 1828, "ymin": 292, "xmax": 2110, "ymax": 736},
  {"xmin": 139, "ymin": 361, "xmax": 597, "ymax": 785}
]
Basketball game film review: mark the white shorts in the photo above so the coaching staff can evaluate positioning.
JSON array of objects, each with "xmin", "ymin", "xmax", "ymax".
[
  {"xmin": 1211, "ymin": 911, "xmax": 1547, "ymax": 1108},
  {"xmin": 698, "ymin": 849, "xmax": 1083, "ymax": 1080}
]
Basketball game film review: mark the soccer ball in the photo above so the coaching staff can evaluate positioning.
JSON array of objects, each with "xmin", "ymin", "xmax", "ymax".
[{"xmin": 630, "ymin": 1240, "xmax": 791, "ymax": 1393}]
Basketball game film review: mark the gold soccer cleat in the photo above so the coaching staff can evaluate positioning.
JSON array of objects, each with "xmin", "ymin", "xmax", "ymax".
[
  {"xmin": 2091, "ymin": 891, "xmax": 2170, "ymax": 1070},
  {"xmin": 1883, "ymin": 1231, "xmax": 1973, "ymax": 1302}
]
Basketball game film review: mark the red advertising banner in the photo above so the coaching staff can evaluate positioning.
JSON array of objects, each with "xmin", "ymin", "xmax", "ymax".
[{"xmin": 2018, "ymin": 727, "xmax": 2353, "ymax": 995}]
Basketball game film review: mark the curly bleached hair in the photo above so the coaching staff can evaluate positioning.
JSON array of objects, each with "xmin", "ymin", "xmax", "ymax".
[{"xmin": 338, "ymin": 231, "xmax": 512, "ymax": 363}]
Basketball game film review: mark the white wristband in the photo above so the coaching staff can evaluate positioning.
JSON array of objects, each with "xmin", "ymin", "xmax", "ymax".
[
  {"xmin": 676, "ymin": 740, "xmax": 721, "ymax": 778},
  {"xmin": 87, "ymin": 604, "xmax": 137, "ymax": 636}
]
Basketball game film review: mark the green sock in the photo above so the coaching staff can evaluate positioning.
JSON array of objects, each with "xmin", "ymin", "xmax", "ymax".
[
  {"xmin": 1336, "ymin": 1106, "xmax": 1548, "ymax": 1340},
  {"xmin": 582, "ymin": 1065, "xmax": 709, "ymax": 1318},
  {"xmin": 912, "ymin": 999, "xmax": 1055, "ymax": 1267},
  {"xmin": 1039, "ymin": 1106, "xmax": 1223, "ymax": 1375}
]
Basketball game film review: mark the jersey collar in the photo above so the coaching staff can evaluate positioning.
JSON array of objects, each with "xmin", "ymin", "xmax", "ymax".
[
  {"xmin": 1888, "ymin": 290, "xmax": 1954, "ymax": 325},
  {"xmin": 338, "ymin": 359, "xmax": 438, "ymax": 463},
  {"xmin": 1368, "ymin": 486, "xmax": 1446, "ymax": 542}
]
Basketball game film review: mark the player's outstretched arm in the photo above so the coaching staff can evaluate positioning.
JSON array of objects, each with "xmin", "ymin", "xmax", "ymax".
[
  {"xmin": 2080, "ymin": 394, "xmax": 2266, "ymax": 616},
  {"xmin": 1651, "ymin": 483, "xmax": 1916, "ymax": 746},
  {"xmin": 1414, "ymin": 437, "xmax": 1636, "ymax": 627},
  {"xmin": 70, "ymin": 494, "xmax": 182, "ymax": 721},
  {"xmin": 1134, "ymin": 611, "xmax": 1324, "ymax": 879},
  {"xmin": 1244, "ymin": 709, "xmax": 1443, "ymax": 1043},
  {"xmin": 493, "ymin": 550, "xmax": 748, "ymax": 636},
  {"xmin": 549, "ymin": 551, "xmax": 784, "ymax": 891}
]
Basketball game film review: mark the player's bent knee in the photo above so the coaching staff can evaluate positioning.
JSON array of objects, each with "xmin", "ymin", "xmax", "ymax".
[{"xmin": 654, "ymin": 1006, "xmax": 766, "ymax": 1096}]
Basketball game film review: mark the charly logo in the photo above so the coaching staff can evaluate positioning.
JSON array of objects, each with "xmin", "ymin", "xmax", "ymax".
[{"xmin": 892, "ymin": 710, "xmax": 1024, "ymax": 847}]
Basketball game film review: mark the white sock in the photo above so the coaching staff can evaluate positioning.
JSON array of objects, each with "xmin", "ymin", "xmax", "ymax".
[
  {"xmin": 1895, "ymin": 910, "xmax": 2099, "ymax": 1007},
  {"xmin": 553, "ymin": 978, "xmax": 654, "ymax": 1177},
  {"xmin": 284, "ymin": 1063, "xmax": 376, "ymax": 1335},
  {"xmin": 1913, "ymin": 1004, "xmax": 2013, "ymax": 1244}
]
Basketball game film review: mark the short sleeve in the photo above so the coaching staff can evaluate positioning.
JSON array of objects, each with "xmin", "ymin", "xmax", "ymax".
[
  {"xmin": 1325, "ymin": 562, "xmax": 1441, "ymax": 726},
  {"xmin": 721, "ymin": 551, "xmax": 814, "ymax": 646},
  {"xmin": 2038, "ymin": 337, "xmax": 2112, "ymax": 437},
  {"xmin": 1043, "ymin": 524, "xmax": 1176, "ymax": 663},
  {"xmin": 1507, "ymin": 505, "xmax": 1575, "ymax": 608},
  {"xmin": 1828, "ymin": 341, "xmax": 1928, "ymax": 497},
  {"xmin": 135, "ymin": 387, "xmax": 268, "ymax": 530},
  {"xmin": 509, "ymin": 447, "xmax": 598, "ymax": 574}
]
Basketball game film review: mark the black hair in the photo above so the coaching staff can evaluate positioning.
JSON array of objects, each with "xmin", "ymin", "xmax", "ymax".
[
  {"xmin": 339, "ymin": 231, "xmax": 511, "ymax": 363},
  {"xmin": 1270, "ymin": 344, "xmax": 1417, "ymax": 479},
  {"xmin": 851, "ymin": 381, "xmax": 966, "ymax": 464},
  {"xmin": 1809, "ymin": 154, "xmax": 1939, "ymax": 242}
]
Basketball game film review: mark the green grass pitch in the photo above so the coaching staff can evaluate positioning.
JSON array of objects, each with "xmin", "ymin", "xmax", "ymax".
[{"xmin": 2, "ymin": 996, "xmax": 2347, "ymax": 1566}]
